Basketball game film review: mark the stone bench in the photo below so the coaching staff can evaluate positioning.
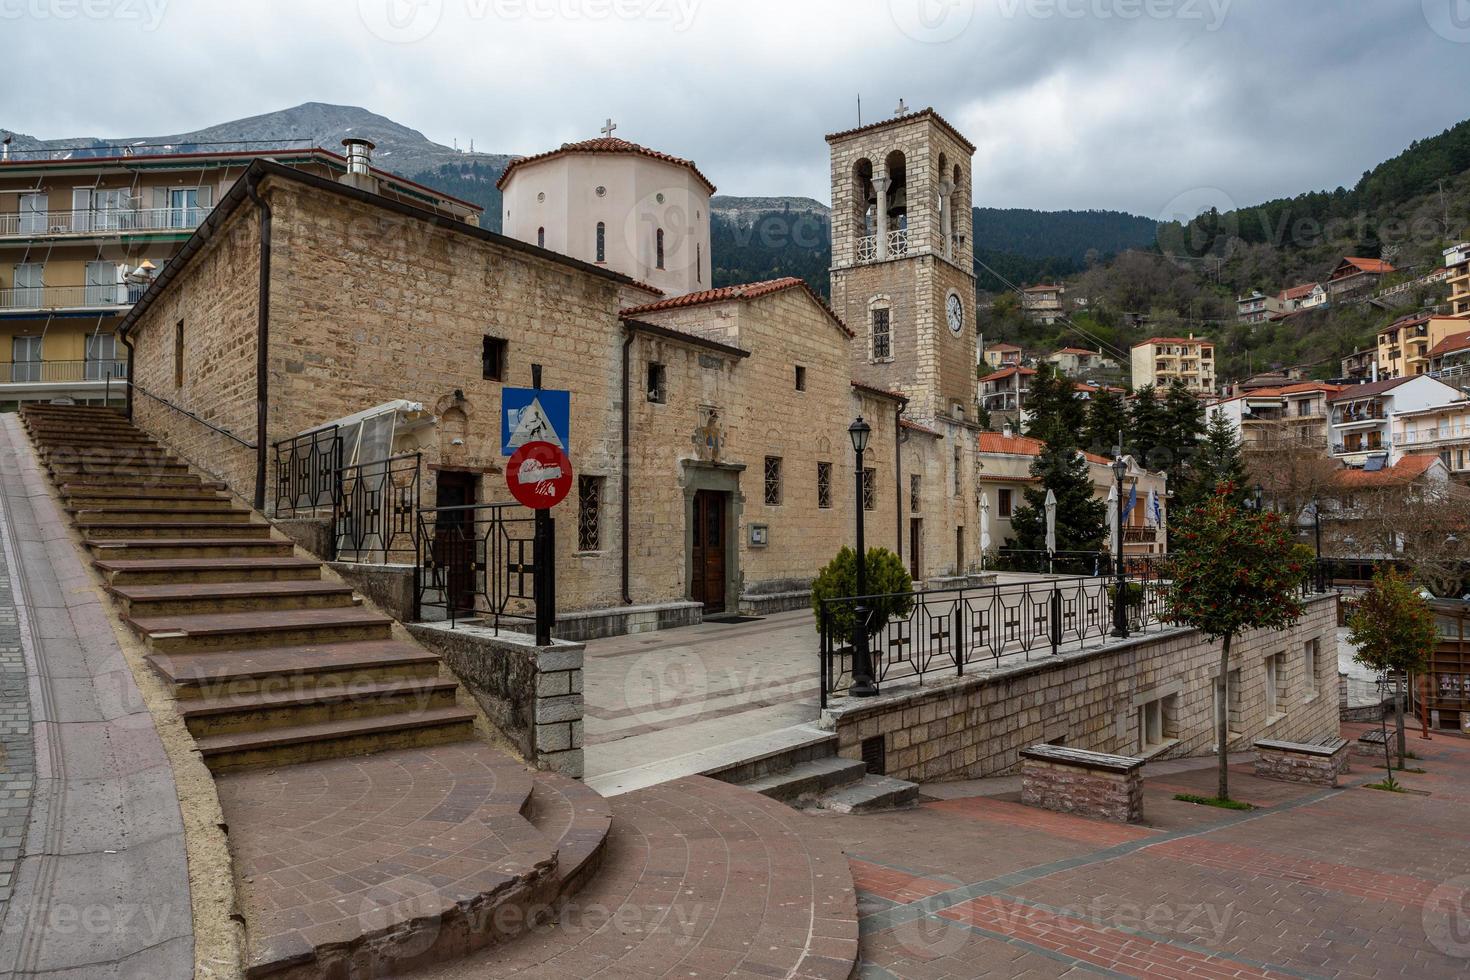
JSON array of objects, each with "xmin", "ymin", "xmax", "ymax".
[
  {"xmin": 1354, "ymin": 728, "xmax": 1392, "ymax": 758},
  {"xmin": 1253, "ymin": 737, "xmax": 1350, "ymax": 787},
  {"xmin": 1019, "ymin": 745, "xmax": 1145, "ymax": 823}
]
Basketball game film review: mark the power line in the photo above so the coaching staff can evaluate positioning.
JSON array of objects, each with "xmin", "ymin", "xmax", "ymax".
[{"xmin": 972, "ymin": 253, "xmax": 1132, "ymax": 363}]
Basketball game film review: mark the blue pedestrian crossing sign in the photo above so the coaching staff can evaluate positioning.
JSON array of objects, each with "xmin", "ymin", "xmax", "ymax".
[{"xmin": 501, "ymin": 388, "xmax": 570, "ymax": 456}]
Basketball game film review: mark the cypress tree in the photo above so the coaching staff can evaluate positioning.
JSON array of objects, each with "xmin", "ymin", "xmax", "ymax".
[{"xmin": 1010, "ymin": 441, "xmax": 1107, "ymax": 554}]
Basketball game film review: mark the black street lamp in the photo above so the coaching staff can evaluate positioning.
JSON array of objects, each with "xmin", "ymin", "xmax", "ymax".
[
  {"xmin": 1311, "ymin": 498, "xmax": 1325, "ymax": 593},
  {"xmin": 1111, "ymin": 455, "xmax": 1129, "ymax": 638},
  {"xmin": 1249, "ymin": 483, "xmax": 1265, "ymax": 513},
  {"xmin": 849, "ymin": 416, "xmax": 878, "ymax": 697}
]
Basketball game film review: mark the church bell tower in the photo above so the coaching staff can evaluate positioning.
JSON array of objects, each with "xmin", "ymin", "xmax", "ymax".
[{"xmin": 827, "ymin": 105, "xmax": 977, "ymax": 424}]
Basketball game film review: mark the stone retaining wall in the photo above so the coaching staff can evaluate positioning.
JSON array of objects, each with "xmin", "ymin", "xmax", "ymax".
[
  {"xmin": 823, "ymin": 594, "xmax": 1340, "ymax": 784},
  {"xmin": 407, "ymin": 622, "xmax": 584, "ymax": 777}
]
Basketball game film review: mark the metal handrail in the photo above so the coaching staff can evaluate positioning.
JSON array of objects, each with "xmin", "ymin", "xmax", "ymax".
[
  {"xmin": 0, "ymin": 283, "xmax": 148, "ymax": 310},
  {"xmin": 0, "ymin": 359, "xmax": 128, "ymax": 383},
  {"xmin": 0, "ymin": 206, "xmax": 214, "ymax": 238},
  {"xmin": 123, "ymin": 379, "xmax": 256, "ymax": 449}
]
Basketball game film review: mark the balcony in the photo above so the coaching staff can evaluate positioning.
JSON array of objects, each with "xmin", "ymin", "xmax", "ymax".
[
  {"xmin": 1123, "ymin": 526, "xmax": 1158, "ymax": 544},
  {"xmin": 0, "ymin": 206, "xmax": 211, "ymax": 239},
  {"xmin": 0, "ymin": 359, "xmax": 128, "ymax": 384},
  {"xmin": 0, "ymin": 283, "xmax": 147, "ymax": 313},
  {"xmin": 1331, "ymin": 406, "xmax": 1387, "ymax": 427},
  {"xmin": 1398, "ymin": 425, "xmax": 1470, "ymax": 448}
]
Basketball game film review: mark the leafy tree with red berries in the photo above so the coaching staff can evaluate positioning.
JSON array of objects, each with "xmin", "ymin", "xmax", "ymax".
[{"xmin": 1164, "ymin": 483, "xmax": 1308, "ymax": 802}]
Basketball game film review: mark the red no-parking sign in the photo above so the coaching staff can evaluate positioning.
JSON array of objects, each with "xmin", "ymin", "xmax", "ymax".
[{"xmin": 506, "ymin": 440, "xmax": 573, "ymax": 510}]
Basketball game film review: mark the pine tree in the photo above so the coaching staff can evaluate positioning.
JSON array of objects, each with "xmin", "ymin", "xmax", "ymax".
[
  {"xmin": 1127, "ymin": 385, "xmax": 1167, "ymax": 470},
  {"xmin": 1083, "ymin": 387, "xmax": 1128, "ymax": 458},
  {"xmin": 1010, "ymin": 440, "xmax": 1107, "ymax": 555},
  {"xmin": 1177, "ymin": 410, "xmax": 1248, "ymax": 512},
  {"xmin": 1023, "ymin": 364, "xmax": 1086, "ymax": 447},
  {"xmin": 1162, "ymin": 379, "xmax": 1207, "ymax": 484}
]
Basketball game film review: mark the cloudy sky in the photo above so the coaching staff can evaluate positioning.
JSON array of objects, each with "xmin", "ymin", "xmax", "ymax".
[{"xmin": 5, "ymin": 0, "xmax": 1470, "ymax": 218}]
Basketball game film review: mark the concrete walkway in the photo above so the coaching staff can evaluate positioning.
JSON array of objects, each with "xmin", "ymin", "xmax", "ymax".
[{"xmin": 0, "ymin": 416, "xmax": 194, "ymax": 977}]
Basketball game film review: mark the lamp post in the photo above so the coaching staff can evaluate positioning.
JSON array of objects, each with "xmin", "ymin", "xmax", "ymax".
[
  {"xmin": 1110, "ymin": 455, "xmax": 1129, "ymax": 638},
  {"xmin": 1311, "ymin": 498, "xmax": 1325, "ymax": 593},
  {"xmin": 1250, "ymin": 483, "xmax": 1264, "ymax": 513},
  {"xmin": 849, "ymin": 416, "xmax": 878, "ymax": 697}
]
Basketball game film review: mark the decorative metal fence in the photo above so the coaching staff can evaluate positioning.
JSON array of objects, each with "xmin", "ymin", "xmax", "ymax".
[
  {"xmin": 334, "ymin": 453, "xmax": 421, "ymax": 564},
  {"xmin": 272, "ymin": 426, "xmax": 342, "ymax": 518},
  {"xmin": 819, "ymin": 562, "xmax": 1175, "ymax": 706},
  {"xmin": 992, "ymin": 548, "xmax": 1110, "ymax": 577},
  {"xmin": 415, "ymin": 502, "xmax": 539, "ymax": 628}
]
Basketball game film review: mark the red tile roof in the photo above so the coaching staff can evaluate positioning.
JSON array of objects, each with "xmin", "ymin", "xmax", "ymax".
[
  {"xmin": 899, "ymin": 418, "xmax": 942, "ymax": 437},
  {"xmin": 620, "ymin": 277, "xmax": 854, "ymax": 338},
  {"xmin": 1132, "ymin": 337, "xmax": 1215, "ymax": 348},
  {"xmin": 1280, "ymin": 382, "xmax": 1344, "ymax": 396},
  {"xmin": 1336, "ymin": 454, "xmax": 1441, "ymax": 487},
  {"xmin": 1053, "ymin": 347, "xmax": 1097, "ymax": 356},
  {"xmin": 851, "ymin": 380, "xmax": 907, "ymax": 403},
  {"xmin": 824, "ymin": 107, "xmax": 977, "ymax": 153},
  {"xmin": 1327, "ymin": 376, "xmax": 1415, "ymax": 402},
  {"xmin": 1427, "ymin": 329, "xmax": 1470, "ymax": 359},
  {"xmin": 976, "ymin": 431, "xmax": 1111, "ymax": 465},
  {"xmin": 1331, "ymin": 257, "xmax": 1395, "ymax": 278},
  {"xmin": 1279, "ymin": 282, "xmax": 1321, "ymax": 301},
  {"xmin": 986, "ymin": 342, "xmax": 1023, "ymax": 351},
  {"xmin": 1024, "ymin": 284, "xmax": 1062, "ymax": 292},
  {"xmin": 979, "ymin": 366, "xmax": 1036, "ymax": 383},
  {"xmin": 496, "ymin": 136, "xmax": 717, "ymax": 194}
]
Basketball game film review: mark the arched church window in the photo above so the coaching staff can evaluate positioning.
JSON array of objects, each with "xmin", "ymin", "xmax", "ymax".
[
  {"xmin": 656, "ymin": 229, "xmax": 665, "ymax": 269},
  {"xmin": 596, "ymin": 222, "xmax": 606, "ymax": 262},
  {"xmin": 537, "ymin": 227, "xmax": 545, "ymax": 248}
]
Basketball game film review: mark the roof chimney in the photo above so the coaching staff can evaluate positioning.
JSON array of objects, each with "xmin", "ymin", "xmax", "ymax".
[
  {"xmin": 1002, "ymin": 421, "xmax": 1014, "ymax": 439},
  {"xmin": 1, "ymin": 134, "xmax": 10, "ymax": 164},
  {"xmin": 338, "ymin": 138, "xmax": 379, "ymax": 193}
]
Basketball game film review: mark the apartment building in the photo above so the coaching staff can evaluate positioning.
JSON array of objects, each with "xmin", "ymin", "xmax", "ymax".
[
  {"xmin": 981, "ymin": 342, "xmax": 1023, "ymax": 370},
  {"xmin": 1214, "ymin": 382, "xmax": 1343, "ymax": 452},
  {"xmin": 1130, "ymin": 335, "xmax": 1215, "ymax": 394},
  {"xmin": 1428, "ymin": 329, "xmax": 1470, "ymax": 383},
  {"xmin": 1278, "ymin": 282, "xmax": 1327, "ymax": 314},
  {"xmin": 1328, "ymin": 374, "xmax": 1461, "ymax": 465},
  {"xmin": 1340, "ymin": 347, "xmax": 1376, "ymax": 381},
  {"xmin": 1392, "ymin": 400, "xmax": 1470, "ymax": 479},
  {"xmin": 978, "ymin": 365, "xmax": 1033, "ymax": 422},
  {"xmin": 1236, "ymin": 290, "xmax": 1283, "ymax": 324},
  {"xmin": 1445, "ymin": 242, "xmax": 1469, "ymax": 318},
  {"xmin": 1044, "ymin": 346, "xmax": 1117, "ymax": 377},
  {"xmin": 1021, "ymin": 284, "xmax": 1064, "ymax": 324},
  {"xmin": 1375, "ymin": 312, "xmax": 1466, "ymax": 379},
  {"xmin": 0, "ymin": 140, "xmax": 478, "ymax": 410}
]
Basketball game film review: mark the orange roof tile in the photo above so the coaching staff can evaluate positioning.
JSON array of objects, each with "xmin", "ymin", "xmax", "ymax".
[
  {"xmin": 1279, "ymin": 282, "xmax": 1321, "ymax": 301},
  {"xmin": 899, "ymin": 418, "xmax": 942, "ymax": 437},
  {"xmin": 1336, "ymin": 454, "xmax": 1441, "ymax": 487},
  {"xmin": 824, "ymin": 107, "xmax": 977, "ymax": 153},
  {"xmin": 976, "ymin": 431, "xmax": 1110, "ymax": 465},
  {"xmin": 1332, "ymin": 257, "xmax": 1395, "ymax": 278},
  {"xmin": 620, "ymin": 277, "xmax": 854, "ymax": 337},
  {"xmin": 851, "ymin": 379, "xmax": 907, "ymax": 402},
  {"xmin": 496, "ymin": 136, "xmax": 717, "ymax": 194},
  {"xmin": 1427, "ymin": 329, "xmax": 1470, "ymax": 359},
  {"xmin": 979, "ymin": 366, "xmax": 1036, "ymax": 383}
]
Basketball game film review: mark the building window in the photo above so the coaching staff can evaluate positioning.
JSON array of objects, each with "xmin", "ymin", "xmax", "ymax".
[
  {"xmin": 998, "ymin": 488, "xmax": 1013, "ymax": 518},
  {"xmin": 174, "ymin": 319, "xmax": 184, "ymax": 387},
  {"xmin": 764, "ymin": 456, "xmax": 782, "ymax": 506},
  {"xmin": 817, "ymin": 462, "xmax": 832, "ymax": 509},
  {"xmin": 862, "ymin": 467, "xmax": 876, "ymax": 511},
  {"xmin": 1138, "ymin": 694, "xmax": 1178, "ymax": 753},
  {"xmin": 84, "ymin": 333, "xmax": 117, "ymax": 381},
  {"xmin": 11, "ymin": 336, "xmax": 42, "ymax": 383},
  {"xmin": 910, "ymin": 474, "xmax": 921, "ymax": 512},
  {"xmin": 656, "ymin": 228, "xmax": 665, "ymax": 269},
  {"xmin": 596, "ymin": 222, "xmax": 606, "ymax": 263},
  {"xmin": 953, "ymin": 443, "xmax": 962, "ymax": 496},
  {"xmin": 1304, "ymin": 638, "xmax": 1319, "ymax": 696},
  {"xmin": 537, "ymin": 226, "xmax": 545, "ymax": 248},
  {"xmin": 870, "ymin": 307, "xmax": 891, "ymax": 361},
  {"xmin": 647, "ymin": 362, "xmax": 667, "ymax": 403},
  {"xmin": 482, "ymin": 336, "xmax": 507, "ymax": 381},
  {"xmin": 795, "ymin": 365, "xmax": 806, "ymax": 391},
  {"xmin": 696, "ymin": 243, "xmax": 702, "ymax": 283},
  {"xmin": 577, "ymin": 476, "xmax": 603, "ymax": 551},
  {"xmin": 1266, "ymin": 652, "xmax": 1286, "ymax": 716}
]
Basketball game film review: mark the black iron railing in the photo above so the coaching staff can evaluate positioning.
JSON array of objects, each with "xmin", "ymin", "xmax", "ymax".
[
  {"xmin": 993, "ymin": 548, "xmax": 1110, "ymax": 576},
  {"xmin": 334, "ymin": 453, "xmax": 421, "ymax": 564},
  {"xmin": 272, "ymin": 426, "xmax": 342, "ymax": 518},
  {"xmin": 819, "ymin": 563, "xmax": 1175, "ymax": 706},
  {"xmin": 415, "ymin": 502, "xmax": 539, "ymax": 629}
]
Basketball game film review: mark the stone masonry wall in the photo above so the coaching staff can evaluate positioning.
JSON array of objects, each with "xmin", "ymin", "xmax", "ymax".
[{"xmin": 828, "ymin": 594, "xmax": 1341, "ymax": 783}]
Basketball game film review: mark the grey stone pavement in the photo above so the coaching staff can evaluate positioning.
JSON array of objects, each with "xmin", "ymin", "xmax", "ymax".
[{"xmin": 0, "ymin": 416, "xmax": 194, "ymax": 978}]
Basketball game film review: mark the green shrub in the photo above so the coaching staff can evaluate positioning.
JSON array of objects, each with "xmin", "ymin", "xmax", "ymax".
[{"xmin": 810, "ymin": 546, "xmax": 914, "ymax": 646}]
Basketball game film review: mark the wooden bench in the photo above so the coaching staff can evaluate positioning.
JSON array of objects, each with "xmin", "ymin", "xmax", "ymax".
[
  {"xmin": 1253, "ymin": 737, "xmax": 1350, "ymax": 787},
  {"xmin": 1019, "ymin": 745, "xmax": 1145, "ymax": 823}
]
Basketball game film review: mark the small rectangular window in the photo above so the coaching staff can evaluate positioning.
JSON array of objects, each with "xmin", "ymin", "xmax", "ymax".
[
  {"xmin": 482, "ymin": 336, "xmax": 507, "ymax": 381},
  {"xmin": 764, "ymin": 456, "xmax": 782, "ymax": 506},
  {"xmin": 1304, "ymin": 638, "xmax": 1318, "ymax": 695},
  {"xmin": 998, "ymin": 488, "xmax": 1013, "ymax": 518},
  {"xmin": 174, "ymin": 319, "xmax": 184, "ymax": 387},
  {"xmin": 862, "ymin": 467, "xmax": 876, "ymax": 511},
  {"xmin": 795, "ymin": 365, "xmax": 806, "ymax": 391},
  {"xmin": 817, "ymin": 462, "xmax": 832, "ymax": 509},
  {"xmin": 910, "ymin": 474, "xmax": 921, "ymax": 513},
  {"xmin": 1138, "ymin": 694, "xmax": 1178, "ymax": 753},
  {"xmin": 577, "ymin": 475, "xmax": 603, "ymax": 551},
  {"xmin": 871, "ymin": 307, "xmax": 891, "ymax": 361},
  {"xmin": 1266, "ymin": 652, "xmax": 1286, "ymax": 716},
  {"xmin": 647, "ymin": 362, "xmax": 667, "ymax": 403}
]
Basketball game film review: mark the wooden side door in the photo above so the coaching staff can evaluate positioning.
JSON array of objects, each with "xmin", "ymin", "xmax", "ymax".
[{"xmin": 691, "ymin": 490, "xmax": 726, "ymax": 614}]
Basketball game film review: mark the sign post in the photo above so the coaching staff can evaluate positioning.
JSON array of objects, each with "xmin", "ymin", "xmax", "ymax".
[{"xmin": 504, "ymin": 366, "xmax": 572, "ymax": 646}]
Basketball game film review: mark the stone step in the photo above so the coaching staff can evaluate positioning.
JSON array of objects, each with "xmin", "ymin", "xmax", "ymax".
[
  {"xmin": 95, "ymin": 556, "xmax": 323, "ymax": 586},
  {"xmin": 86, "ymin": 537, "xmax": 296, "ymax": 560},
  {"xmin": 110, "ymin": 580, "xmax": 358, "ymax": 617},
  {"xmin": 62, "ymin": 474, "xmax": 223, "ymax": 489},
  {"xmin": 63, "ymin": 486, "xmax": 229, "ymax": 502},
  {"xmin": 40, "ymin": 448, "xmax": 172, "ymax": 463},
  {"xmin": 65, "ymin": 498, "xmax": 239, "ymax": 515},
  {"xmin": 739, "ymin": 756, "xmax": 869, "ymax": 803},
  {"xmin": 76, "ymin": 520, "xmax": 270, "ymax": 540},
  {"xmin": 69, "ymin": 505, "xmax": 253, "ymax": 523},
  {"xmin": 48, "ymin": 464, "xmax": 193, "ymax": 481},
  {"xmin": 178, "ymin": 677, "xmax": 462, "ymax": 737},
  {"xmin": 590, "ymin": 722, "xmax": 837, "ymax": 797},
  {"xmin": 194, "ymin": 706, "xmax": 477, "ymax": 771},
  {"xmin": 816, "ymin": 774, "xmax": 920, "ymax": 814},
  {"xmin": 525, "ymin": 770, "xmax": 615, "ymax": 898},
  {"xmin": 129, "ymin": 606, "xmax": 395, "ymax": 653},
  {"xmin": 148, "ymin": 639, "xmax": 444, "ymax": 699}
]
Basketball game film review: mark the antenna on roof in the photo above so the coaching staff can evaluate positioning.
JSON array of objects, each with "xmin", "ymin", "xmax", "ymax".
[{"xmin": 857, "ymin": 94, "xmax": 862, "ymax": 127}]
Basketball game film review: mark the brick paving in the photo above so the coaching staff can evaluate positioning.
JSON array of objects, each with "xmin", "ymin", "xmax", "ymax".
[
  {"xmin": 0, "ymin": 485, "xmax": 32, "ymax": 909},
  {"xmin": 827, "ymin": 722, "xmax": 1470, "ymax": 978}
]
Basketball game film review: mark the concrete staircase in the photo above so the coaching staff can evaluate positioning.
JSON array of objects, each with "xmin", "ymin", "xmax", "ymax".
[{"xmin": 710, "ymin": 728, "xmax": 921, "ymax": 814}]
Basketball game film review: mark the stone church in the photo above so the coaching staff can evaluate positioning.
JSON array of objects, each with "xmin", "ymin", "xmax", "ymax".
[{"xmin": 116, "ymin": 107, "xmax": 986, "ymax": 635}]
